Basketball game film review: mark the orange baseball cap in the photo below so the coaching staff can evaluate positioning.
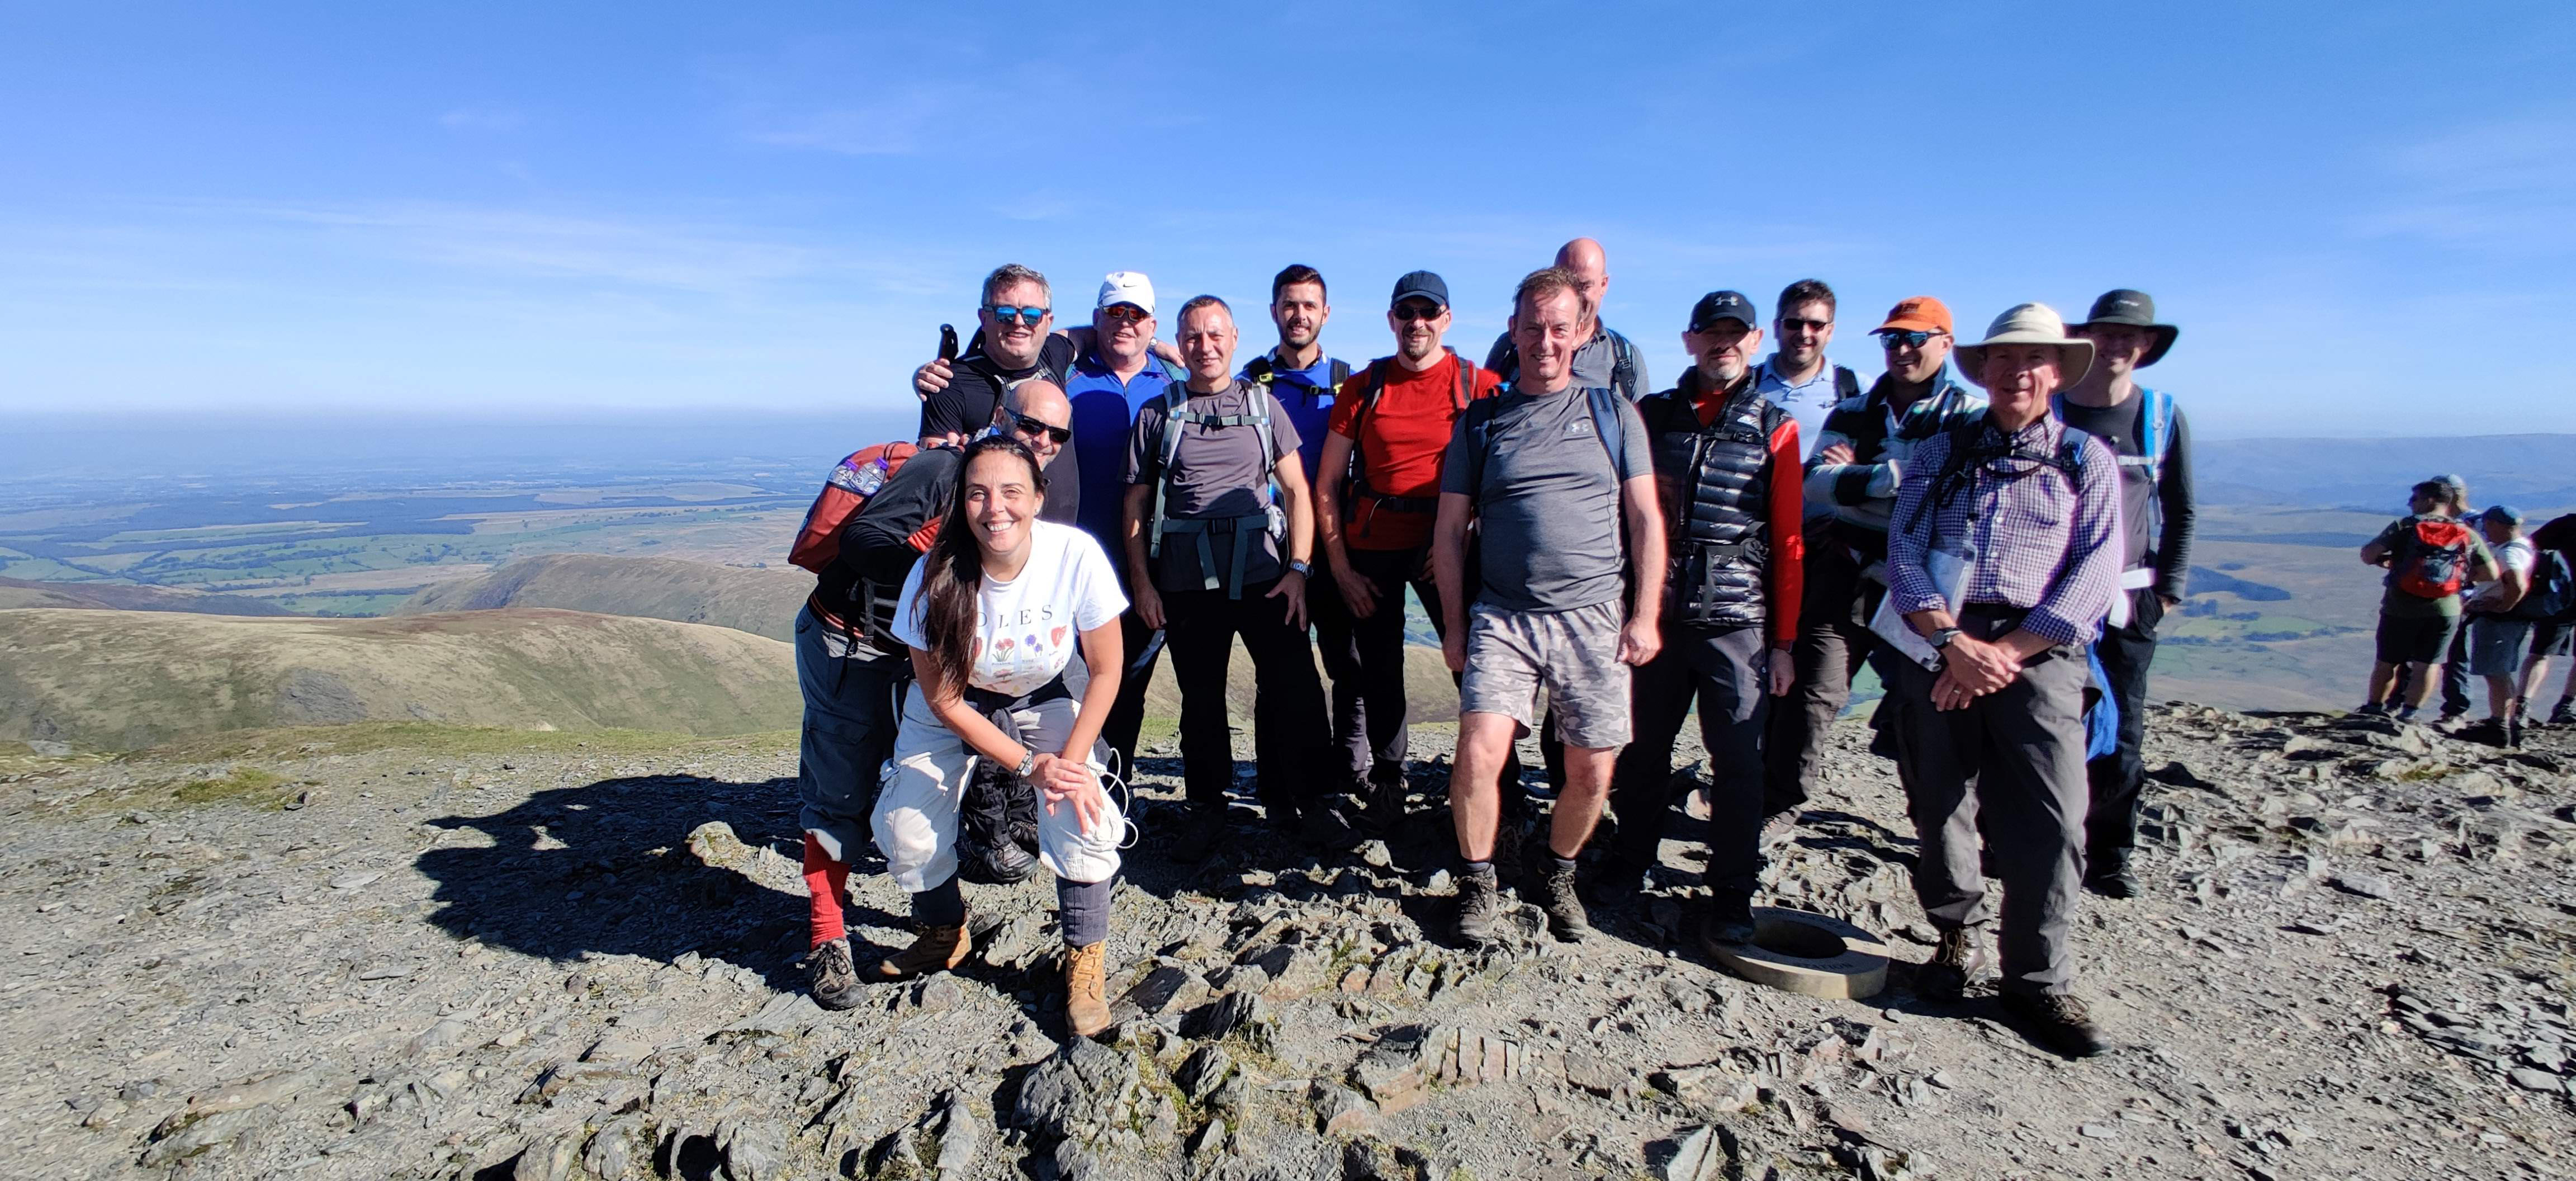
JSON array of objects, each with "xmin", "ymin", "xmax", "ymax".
[{"xmin": 1876, "ymin": 296, "xmax": 1953, "ymax": 334}]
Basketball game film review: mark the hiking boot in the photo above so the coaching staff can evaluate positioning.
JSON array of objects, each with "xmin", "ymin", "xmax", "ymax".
[
  {"xmin": 1530, "ymin": 856, "xmax": 1591, "ymax": 941},
  {"xmin": 1697, "ymin": 892, "xmax": 1756, "ymax": 952},
  {"xmin": 1361, "ymin": 767, "xmax": 1408, "ymax": 834},
  {"xmin": 1758, "ymin": 810, "xmax": 1801, "ymax": 853},
  {"xmin": 2507, "ymin": 710, "xmax": 2527, "ymax": 750},
  {"xmin": 1584, "ymin": 856, "xmax": 1650, "ymax": 909},
  {"xmin": 2000, "ymin": 991, "xmax": 2109, "ymax": 1058},
  {"xmin": 1064, "ymin": 939, "xmax": 1111, "ymax": 1039},
  {"xmin": 2551, "ymin": 698, "xmax": 2576, "ymax": 727},
  {"xmin": 1298, "ymin": 800, "xmax": 1355, "ymax": 852},
  {"xmin": 1917, "ymin": 927, "xmax": 1989, "ymax": 1002},
  {"xmin": 2394, "ymin": 706, "xmax": 2421, "ymax": 725},
  {"xmin": 2085, "ymin": 849, "xmax": 2140, "ymax": 900},
  {"xmin": 2352, "ymin": 702, "xmax": 2389, "ymax": 718},
  {"xmin": 807, "ymin": 937, "xmax": 864, "ymax": 1011},
  {"xmin": 1453, "ymin": 867, "xmax": 1505, "ymax": 946},
  {"xmin": 1164, "ymin": 802, "xmax": 1226, "ymax": 865},
  {"xmin": 968, "ymin": 837, "xmax": 1036, "ymax": 884},
  {"xmin": 2460, "ymin": 716, "xmax": 2506, "ymax": 745},
  {"xmin": 872, "ymin": 920, "xmax": 970, "ymax": 982}
]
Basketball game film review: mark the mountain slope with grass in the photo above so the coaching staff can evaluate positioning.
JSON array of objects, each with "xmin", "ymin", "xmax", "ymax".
[
  {"xmin": 397, "ymin": 554, "xmax": 811, "ymax": 641},
  {"xmin": 0, "ymin": 577, "xmax": 292, "ymax": 616},
  {"xmin": 0, "ymin": 607, "xmax": 796, "ymax": 751}
]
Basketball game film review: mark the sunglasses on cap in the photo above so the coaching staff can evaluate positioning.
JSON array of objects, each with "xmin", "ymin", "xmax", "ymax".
[
  {"xmin": 1098, "ymin": 304, "xmax": 1150, "ymax": 324},
  {"xmin": 1876, "ymin": 329, "xmax": 1945, "ymax": 349},
  {"xmin": 985, "ymin": 304, "xmax": 1051, "ymax": 327},
  {"xmin": 1011, "ymin": 414, "xmax": 1072, "ymax": 445},
  {"xmin": 1392, "ymin": 301, "xmax": 1445, "ymax": 322}
]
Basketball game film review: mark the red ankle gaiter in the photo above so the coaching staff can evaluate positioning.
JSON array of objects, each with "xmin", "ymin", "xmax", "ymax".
[{"xmin": 803, "ymin": 834, "xmax": 850, "ymax": 948}]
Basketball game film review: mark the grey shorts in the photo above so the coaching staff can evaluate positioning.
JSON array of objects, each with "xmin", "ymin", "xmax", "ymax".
[
  {"xmin": 2470, "ymin": 616, "xmax": 2535, "ymax": 677},
  {"xmin": 1459, "ymin": 600, "xmax": 1632, "ymax": 749}
]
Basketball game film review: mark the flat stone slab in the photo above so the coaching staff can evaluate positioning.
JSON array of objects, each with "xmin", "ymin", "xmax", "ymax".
[{"xmin": 1708, "ymin": 907, "xmax": 1889, "ymax": 1000}]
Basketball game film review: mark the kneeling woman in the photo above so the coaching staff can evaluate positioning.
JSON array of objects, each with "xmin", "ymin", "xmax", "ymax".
[{"xmin": 875, "ymin": 436, "xmax": 1130, "ymax": 1035}]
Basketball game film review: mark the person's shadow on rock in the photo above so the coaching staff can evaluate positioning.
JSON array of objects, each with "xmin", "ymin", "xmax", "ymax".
[{"xmin": 416, "ymin": 773, "xmax": 901, "ymax": 994}]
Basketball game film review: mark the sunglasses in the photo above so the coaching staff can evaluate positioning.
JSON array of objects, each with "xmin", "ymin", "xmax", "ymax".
[
  {"xmin": 1876, "ymin": 329, "xmax": 1945, "ymax": 349},
  {"xmin": 1012, "ymin": 414, "xmax": 1072, "ymax": 445},
  {"xmin": 985, "ymin": 304, "xmax": 1051, "ymax": 327},
  {"xmin": 1780, "ymin": 316, "xmax": 1832, "ymax": 333},
  {"xmin": 1098, "ymin": 304, "xmax": 1150, "ymax": 324},
  {"xmin": 1392, "ymin": 302, "xmax": 1445, "ymax": 323}
]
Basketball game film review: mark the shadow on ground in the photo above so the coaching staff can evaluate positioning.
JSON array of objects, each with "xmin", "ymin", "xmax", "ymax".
[{"xmin": 415, "ymin": 773, "xmax": 899, "ymax": 991}]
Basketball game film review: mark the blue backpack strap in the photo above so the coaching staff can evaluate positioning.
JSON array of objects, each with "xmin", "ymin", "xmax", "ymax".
[
  {"xmin": 1585, "ymin": 386, "xmax": 1630, "ymax": 478},
  {"xmin": 2135, "ymin": 386, "xmax": 2174, "ymax": 469}
]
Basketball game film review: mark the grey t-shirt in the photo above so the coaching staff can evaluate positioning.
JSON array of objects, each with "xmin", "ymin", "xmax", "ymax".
[
  {"xmin": 1126, "ymin": 380, "xmax": 1301, "ymax": 593},
  {"xmin": 1441, "ymin": 384, "xmax": 1651, "ymax": 612}
]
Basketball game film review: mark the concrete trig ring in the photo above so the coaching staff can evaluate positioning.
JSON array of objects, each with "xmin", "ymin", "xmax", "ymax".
[{"xmin": 1710, "ymin": 907, "xmax": 1890, "ymax": 1000}]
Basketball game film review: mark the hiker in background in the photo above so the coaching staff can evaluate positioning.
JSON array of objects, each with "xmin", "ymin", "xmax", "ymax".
[
  {"xmin": 1437, "ymin": 267, "xmax": 1664, "ymax": 944},
  {"xmin": 1884, "ymin": 303, "xmax": 2119, "ymax": 1058},
  {"xmin": 1125, "ymin": 296, "xmax": 1336, "ymax": 862},
  {"xmin": 795, "ymin": 382, "xmax": 1077, "ymax": 1010},
  {"xmin": 1485, "ymin": 238, "xmax": 1650, "ymax": 401},
  {"xmin": 1310, "ymin": 271, "xmax": 1503, "ymax": 829},
  {"xmin": 1767, "ymin": 297, "xmax": 1985, "ymax": 845},
  {"xmin": 2058, "ymin": 289, "xmax": 2194, "ymax": 900},
  {"xmin": 873, "ymin": 436, "xmax": 1129, "ymax": 1038},
  {"xmin": 1240, "ymin": 266, "xmax": 1371, "ymax": 807},
  {"xmin": 2522, "ymin": 511, "xmax": 2576, "ymax": 726},
  {"xmin": 1756, "ymin": 280, "xmax": 1865, "ymax": 462},
  {"xmin": 2359, "ymin": 476, "xmax": 2498, "ymax": 722},
  {"xmin": 1603, "ymin": 290, "xmax": 1802, "ymax": 945},
  {"xmin": 2463, "ymin": 506, "xmax": 2539, "ymax": 747}
]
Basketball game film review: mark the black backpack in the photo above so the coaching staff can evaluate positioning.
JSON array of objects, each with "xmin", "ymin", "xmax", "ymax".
[{"xmin": 2512, "ymin": 547, "xmax": 2575, "ymax": 621}]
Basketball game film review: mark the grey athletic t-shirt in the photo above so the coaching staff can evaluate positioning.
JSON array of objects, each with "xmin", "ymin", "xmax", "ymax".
[
  {"xmin": 1125, "ymin": 379, "xmax": 1301, "ymax": 593},
  {"xmin": 1441, "ymin": 384, "xmax": 1651, "ymax": 612}
]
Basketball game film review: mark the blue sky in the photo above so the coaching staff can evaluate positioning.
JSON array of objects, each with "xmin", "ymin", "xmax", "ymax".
[{"xmin": 2, "ymin": 2, "xmax": 2570, "ymax": 438}]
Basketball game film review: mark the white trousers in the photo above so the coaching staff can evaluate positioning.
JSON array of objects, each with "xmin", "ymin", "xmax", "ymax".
[{"xmin": 872, "ymin": 689, "xmax": 1125, "ymax": 893}]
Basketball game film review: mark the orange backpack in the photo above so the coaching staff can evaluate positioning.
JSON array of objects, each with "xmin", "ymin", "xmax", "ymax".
[
  {"xmin": 2390, "ymin": 518, "xmax": 2474, "ymax": 599},
  {"xmin": 787, "ymin": 442, "xmax": 921, "ymax": 574}
]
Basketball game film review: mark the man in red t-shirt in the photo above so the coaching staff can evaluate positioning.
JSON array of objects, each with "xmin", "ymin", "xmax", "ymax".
[{"xmin": 1313, "ymin": 271, "xmax": 1503, "ymax": 829}]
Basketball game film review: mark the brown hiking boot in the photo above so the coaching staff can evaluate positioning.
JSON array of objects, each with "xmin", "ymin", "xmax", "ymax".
[
  {"xmin": 1917, "ymin": 926, "xmax": 1990, "ymax": 1002},
  {"xmin": 2001, "ymin": 991, "xmax": 2110, "ymax": 1058},
  {"xmin": 870, "ymin": 921, "xmax": 970, "ymax": 982},
  {"xmin": 1064, "ymin": 939, "xmax": 1111, "ymax": 1038}
]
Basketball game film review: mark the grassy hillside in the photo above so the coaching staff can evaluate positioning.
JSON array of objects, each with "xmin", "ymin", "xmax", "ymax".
[
  {"xmin": 398, "ymin": 553, "xmax": 809, "ymax": 641},
  {"xmin": 0, "ymin": 607, "xmax": 797, "ymax": 751},
  {"xmin": 0, "ymin": 577, "xmax": 291, "ymax": 616}
]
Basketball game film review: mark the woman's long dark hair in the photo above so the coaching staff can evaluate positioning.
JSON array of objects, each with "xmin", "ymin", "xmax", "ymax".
[{"xmin": 919, "ymin": 434, "xmax": 1048, "ymax": 695}]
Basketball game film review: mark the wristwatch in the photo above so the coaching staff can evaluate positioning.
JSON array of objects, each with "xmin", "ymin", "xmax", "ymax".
[
  {"xmin": 1287, "ymin": 559, "xmax": 1313, "ymax": 577},
  {"xmin": 1015, "ymin": 749, "xmax": 1040, "ymax": 780},
  {"xmin": 1929, "ymin": 627, "xmax": 1964, "ymax": 650}
]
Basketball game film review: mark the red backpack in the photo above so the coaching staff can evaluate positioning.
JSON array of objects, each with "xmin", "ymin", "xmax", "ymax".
[
  {"xmin": 2390, "ymin": 518, "xmax": 2475, "ymax": 599},
  {"xmin": 787, "ymin": 442, "xmax": 921, "ymax": 573}
]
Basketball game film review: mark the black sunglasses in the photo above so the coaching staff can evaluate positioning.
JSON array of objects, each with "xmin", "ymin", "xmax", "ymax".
[
  {"xmin": 1780, "ymin": 316, "xmax": 1832, "ymax": 333},
  {"xmin": 1876, "ymin": 329, "xmax": 1945, "ymax": 349},
  {"xmin": 1012, "ymin": 414, "xmax": 1072, "ymax": 445},
  {"xmin": 1392, "ymin": 302, "xmax": 1445, "ymax": 322}
]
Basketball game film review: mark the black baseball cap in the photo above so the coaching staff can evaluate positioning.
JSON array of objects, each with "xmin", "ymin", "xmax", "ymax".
[
  {"xmin": 1390, "ymin": 270, "xmax": 1449, "ymax": 310},
  {"xmin": 1689, "ymin": 290, "xmax": 1759, "ymax": 332}
]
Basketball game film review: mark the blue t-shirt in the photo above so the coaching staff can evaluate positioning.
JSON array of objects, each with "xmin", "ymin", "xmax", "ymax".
[
  {"xmin": 1242, "ymin": 348, "xmax": 1348, "ymax": 480},
  {"xmin": 1066, "ymin": 348, "xmax": 1180, "ymax": 562}
]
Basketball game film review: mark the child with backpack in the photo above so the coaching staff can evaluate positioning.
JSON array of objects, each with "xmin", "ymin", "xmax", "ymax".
[{"xmin": 2358, "ymin": 476, "xmax": 2499, "ymax": 723}]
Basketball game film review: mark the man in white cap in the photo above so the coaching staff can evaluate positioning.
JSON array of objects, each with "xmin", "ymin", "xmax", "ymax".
[{"xmin": 1884, "ymin": 303, "xmax": 2120, "ymax": 1057}]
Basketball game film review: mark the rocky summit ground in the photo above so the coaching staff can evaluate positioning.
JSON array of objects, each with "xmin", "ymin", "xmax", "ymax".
[{"xmin": 5, "ymin": 703, "xmax": 2576, "ymax": 1181}]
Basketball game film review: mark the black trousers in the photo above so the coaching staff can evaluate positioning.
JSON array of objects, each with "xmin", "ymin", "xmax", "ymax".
[
  {"xmin": 1163, "ymin": 578, "xmax": 1331, "ymax": 809},
  {"xmin": 1608, "ymin": 625, "xmax": 1771, "ymax": 895},
  {"xmin": 1306, "ymin": 548, "xmax": 1370, "ymax": 784},
  {"xmin": 1891, "ymin": 615, "xmax": 2090, "ymax": 996},
  {"xmin": 1100, "ymin": 607, "xmax": 1163, "ymax": 773},
  {"xmin": 2085, "ymin": 587, "xmax": 2162, "ymax": 861},
  {"xmin": 1763, "ymin": 538, "xmax": 1886, "ymax": 818},
  {"xmin": 2438, "ymin": 616, "xmax": 2474, "ymax": 716},
  {"xmin": 1343, "ymin": 545, "xmax": 1441, "ymax": 780}
]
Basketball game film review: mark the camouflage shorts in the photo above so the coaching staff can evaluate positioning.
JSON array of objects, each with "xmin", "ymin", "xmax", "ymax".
[{"xmin": 1458, "ymin": 600, "xmax": 1632, "ymax": 749}]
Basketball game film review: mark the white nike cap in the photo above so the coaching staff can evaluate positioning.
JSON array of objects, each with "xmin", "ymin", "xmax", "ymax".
[{"xmin": 1096, "ymin": 271, "xmax": 1155, "ymax": 315}]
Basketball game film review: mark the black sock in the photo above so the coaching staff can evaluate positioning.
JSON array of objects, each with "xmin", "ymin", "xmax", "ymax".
[{"xmin": 911, "ymin": 877, "xmax": 965, "ymax": 927}]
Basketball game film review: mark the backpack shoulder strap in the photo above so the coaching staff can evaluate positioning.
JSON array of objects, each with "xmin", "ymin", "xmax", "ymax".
[
  {"xmin": 1608, "ymin": 332, "xmax": 1638, "ymax": 400},
  {"xmin": 1835, "ymin": 365, "xmax": 1862, "ymax": 403},
  {"xmin": 1328, "ymin": 359, "xmax": 1351, "ymax": 390},
  {"xmin": 2137, "ymin": 386, "xmax": 2175, "ymax": 467},
  {"xmin": 1587, "ymin": 386, "xmax": 1630, "ymax": 478},
  {"xmin": 2059, "ymin": 426, "xmax": 2093, "ymax": 471},
  {"xmin": 1146, "ymin": 384, "xmax": 1194, "ymax": 557},
  {"xmin": 1241, "ymin": 355, "xmax": 1274, "ymax": 385},
  {"xmin": 1462, "ymin": 396, "xmax": 1504, "ymax": 503}
]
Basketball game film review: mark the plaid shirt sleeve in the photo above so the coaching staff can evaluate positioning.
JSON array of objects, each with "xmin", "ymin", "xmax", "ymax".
[
  {"xmin": 2021, "ymin": 433, "xmax": 2123, "ymax": 646},
  {"xmin": 1884, "ymin": 431, "xmax": 1950, "ymax": 617}
]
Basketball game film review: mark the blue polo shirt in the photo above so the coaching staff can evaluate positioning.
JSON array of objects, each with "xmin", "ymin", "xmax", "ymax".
[
  {"xmin": 1066, "ymin": 347, "xmax": 1180, "ymax": 560},
  {"xmin": 1242, "ymin": 348, "xmax": 1349, "ymax": 480}
]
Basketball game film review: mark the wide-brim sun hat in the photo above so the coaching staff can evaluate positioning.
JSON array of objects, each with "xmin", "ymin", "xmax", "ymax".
[
  {"xmin": 2077, "ymin": 288, "xmax": 2179, "ymax": 368},
  {"xmin": 1954, "ymin": 302, "xmax": 2095, "ymax": 388}
]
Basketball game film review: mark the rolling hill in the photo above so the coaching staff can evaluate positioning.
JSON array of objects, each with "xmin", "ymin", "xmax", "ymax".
[
  {"xmin": 0, "ymin": 607, "xmax": 797, "ymax": 751},
  {"xmin": 0, "ymin": 577, "xmax": 292, "ymax": 615},
  {"xmin": 397, "ymin": 554, "xmax": 809, "ymax": 641}
]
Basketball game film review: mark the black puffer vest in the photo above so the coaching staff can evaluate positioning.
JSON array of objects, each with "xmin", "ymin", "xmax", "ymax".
[{"xmin": 1639, "ymin": 370, "xmax": 1786, "ymax": 630}]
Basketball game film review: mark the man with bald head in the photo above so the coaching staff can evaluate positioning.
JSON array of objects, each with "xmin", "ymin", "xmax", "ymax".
[
  {"xmin": 797, "ymin": 378, "xmax": 1081, "ymax": 1009},
  {"xmin": 1485, "ymin": 238, "xmax": 1651, "ymax": 403}
]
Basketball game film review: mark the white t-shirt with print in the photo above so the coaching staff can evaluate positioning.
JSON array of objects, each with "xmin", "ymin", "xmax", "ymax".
[
  {"xmin": 893, "ymin": 521, "xmax": 1128, "ymax": 697},
  {"xmin": 2470, "ymin": 536, "xmax": 2536, "ymax": 611}
]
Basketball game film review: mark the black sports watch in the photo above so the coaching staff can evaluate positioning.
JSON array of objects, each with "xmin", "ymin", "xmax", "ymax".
[
  {"xmin": 1287, "ymin": 559, "xmax": 1313, "ymax": 578},
  {"xmin": 1929, "ymin": 626, "xmax": 1965, "ymax": 650}
]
